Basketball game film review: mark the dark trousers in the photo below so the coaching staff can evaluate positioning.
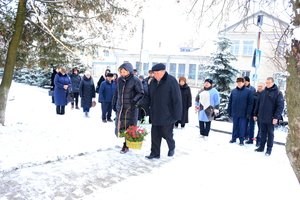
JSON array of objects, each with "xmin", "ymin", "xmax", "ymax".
[
  {"xmin": 199, "ymin": 121, "xmax": 211, "ymax": 136},
  {"xmin": 71, "ymin": 92, "xmax": 79, "ymax": 107},
  {"xmin": 56, "ymin": 105, "xmax": 65, "ymax": 115},
  {"xmin": 232, "ymin": 117, "xmax": 247, "ymax": 142},
  {"xmin": 256, "ymin": 120, "xmax": 261, "ymax": 144},
  {"xmin": 150, "ymin": 124, "xmax": 175, "ymax": 156},
  {"xmin": 246, "ymin": 118, "xmax": 255, "ymax": 140},
  {"xmin": 83, "ymin": 107, "xmax": 90, "ymax": 113},
  {"xmin": 175, "ymin": 120, "xmax": 185, "ymax": 128},
  {"xmin": 259, "ymin": 122, "xmax": 274, "ymax": 151},
  {"xmin": 101, "ymin": 102, "xmax": 112, "ymax": 120}
]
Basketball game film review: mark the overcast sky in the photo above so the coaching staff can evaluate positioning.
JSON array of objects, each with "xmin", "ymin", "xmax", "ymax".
[{"xmin": 122, "ymin": 0, "xmax": 291, "ymax": 52}]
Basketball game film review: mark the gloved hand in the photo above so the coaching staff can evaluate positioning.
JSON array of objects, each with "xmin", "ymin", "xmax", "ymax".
[{"xmin": 214, "ymin": 109, "xmax": 219, "ymax": 116}]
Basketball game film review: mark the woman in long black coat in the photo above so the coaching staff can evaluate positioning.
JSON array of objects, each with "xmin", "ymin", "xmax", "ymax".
[
  {"xmin": 175, "ymin": 77, "xmax": 192, "ymax": 128},
  {"xmin": 112, "ymin": 63, "xmax": 144, "ymax": 154},
  {"xmin": 79, "ymin": 70, "xmax": 96, "ymax": 117}
]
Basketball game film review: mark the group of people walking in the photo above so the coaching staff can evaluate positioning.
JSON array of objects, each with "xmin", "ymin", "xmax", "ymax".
[
  {"xmin": 50, "ymin": 63, "xmax": 284, "ymax": 158},
  {"xmin": 50, "ymin": 67, "xmax": 96, "ymax": 117}
]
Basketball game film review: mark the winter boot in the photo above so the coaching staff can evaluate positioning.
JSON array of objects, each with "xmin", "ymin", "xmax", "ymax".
[
  {"xmin": 245, "ymin": 140, "xmax": 253, "ymax": 144},
  {"xmin": 256, "ymin": 141, "xmax": 260, "ymax": 147},
  {"xmin": 120, "ymin": 142, "xmax": 129, "ymax": 154},
  {"xmin": 265, "ymin": 149, "xmax": 272, "ymax": 156},
  {"xmin": 255, "ymin": 147, "xmax": 264, "ymax": 152},
  {"xmin": 229, "ymin": 139, "xmax": 236, "ymax": 143}
]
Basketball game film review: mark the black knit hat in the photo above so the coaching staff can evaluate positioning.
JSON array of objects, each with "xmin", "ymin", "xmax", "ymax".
[
  {"xmin": 106, "ymin": 72, "xmax": 114, "ymax": 77},
  {"xmin": 244, "ymin": 76, "xmax": 250, "ymax": 82},
  {"xmin": 152, "ymin": 63, "xmax": 166, "ymax": 71},
  {"xmin": 204, "ymin": 78, "xmax": 213, "ymax": 85}
]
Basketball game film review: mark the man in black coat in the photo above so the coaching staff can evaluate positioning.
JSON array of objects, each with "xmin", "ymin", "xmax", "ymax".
[
  {"xmin": 254, "ymin": 77, "xmax": 284, "ymax": 156},
  {"xmin": 145, "ymin": 63, "xmax": 182, "ymax": 159}
]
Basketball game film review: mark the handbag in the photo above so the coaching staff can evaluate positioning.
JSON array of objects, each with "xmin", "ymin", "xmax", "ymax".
[{"xmin": 48, "ymin": 90, "xmax": 54, "ymax": 96}]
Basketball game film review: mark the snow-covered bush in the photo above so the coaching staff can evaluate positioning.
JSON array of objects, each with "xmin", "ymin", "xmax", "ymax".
[{"xmin": 13, "ymin": 67, "xmax": 51, "ymax": 87}]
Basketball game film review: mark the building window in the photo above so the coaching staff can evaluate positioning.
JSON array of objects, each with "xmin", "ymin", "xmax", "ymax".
[
  {"xmin": 143, "ymin": 63, "xmax": 149, "ymax": 76},
  {"xmin": 188, "ymin": 64, "xmax": 196, "ymax": 79},
  {"xmin": 103, "ymin": 50, "xmax": 109, "ymax": 57},
  {"xmin": 135, "ymin": 62, "xmax": 142, "ymax": 72},
  {"xmin": 230, "ymin": 40, "xmax": 240, "ymax": 56},
  {"xmin": 240, "ymin": 70, "xmax": 250, "ymax": 77},
  {"xmin": 243, "ymin": 40, "xmax": 254, "ymax": 56},
  {"xmin": 169, "ymin": 63, "xmax": 176, "ymax": 77},
  {"xmin": 152, "ymin": 62, "xmax": 158, "ymax": 67},
  {"xmin": 277, "ymin": 41, "xmax": 287, "ymax": 58},
  {"xmin": 197, "ymin": 64, "xmax": 208, "ymax": 81},
  {"xmin": 178, "ymin": 64, "xmax": 185, "ymax": 78}
]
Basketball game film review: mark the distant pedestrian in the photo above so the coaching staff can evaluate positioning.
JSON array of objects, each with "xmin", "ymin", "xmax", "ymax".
[
  {"xmin": 138, "ymin": 75, "xmax": 149, "ymax": 123},
  {"xmin": 254, "ymin": 77, "xmax": 284, "ymax": 156},
  {"xmin": 50, "ymin": 66, "xmax": 59, "ymax": 103},
  {"xmin": 113, "ymin": 73, "xmax": 118, "ymax": 83},
  {"xmin": 79, "ymin": 71, "xmax": 96, "ymax": 117},
  {"xmin": 253, "ymin": 82, "xmax": 265, "ymax": 147},
  {"xmin": 175, "ymin": 77, "xmax": 192, "ymax": 128},
  {"xmin": 99, "ymin": 72, "xmax": 116, "ymax": 122},
  {"xmin": 244, "ymin": 76, "xmax": 256, "ymax": 143},
  {"xmin": 96, "ymin": 68, "xmax": 110, "ymax": 93},
  {"xmin": 144, "ymin": 70, "xmax": 154, "ymax": 123},
  {"xmin": 112, "ymin": 63, "xmax": 144, "ymax": 154},
  {"xmin": 69, "ymin": 67, "xmax": 81, "ymax": 109},
  {"xmin": 195, "ymin": 79, "xmax": 220, "ymax": 140},
  {"xmin": 145, "ymin": 63, "xmax": 182, "ymax": 159},
  {"xmin": 144, "ymin": 70, "xmax": 154, "ymax": 85},
  {"xmin": 54, "ymin": 67, "xmax": 71, "ymax": 115},
  {"xmin": 133, "ymin": 69, "xmax": 138, "ymax": 77},
  {"xmin": 228, "ymin": 77, "xmax": 253, "ymax": 145}
]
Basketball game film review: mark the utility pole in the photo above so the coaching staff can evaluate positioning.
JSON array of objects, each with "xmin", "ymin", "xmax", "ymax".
[
  {"xmin": 139, "ymin": 19, "xmax": 144, "ymax": 75},
  {"xmin": 252, "ymin": 14, "xmax": 263, "ymax": 87}
]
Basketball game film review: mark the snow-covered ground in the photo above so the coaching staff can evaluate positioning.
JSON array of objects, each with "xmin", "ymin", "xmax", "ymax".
[{"xmin": 0, "ymin": 82, "xmax": 299, "ymax": 200}]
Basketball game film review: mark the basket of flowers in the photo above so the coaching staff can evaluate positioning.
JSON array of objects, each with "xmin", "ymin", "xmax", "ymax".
[{"xmin": 119, "ymin": 125, "xmax": 148, "ymax": 149}]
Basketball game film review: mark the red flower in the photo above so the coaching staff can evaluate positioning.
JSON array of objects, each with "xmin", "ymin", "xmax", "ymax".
[{"xmin": 122, "ymin": 125, "xmax": 148, "ymax": 142}]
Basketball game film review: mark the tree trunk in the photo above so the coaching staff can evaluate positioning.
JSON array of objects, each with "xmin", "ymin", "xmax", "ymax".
[
  {"xmin": 286, "ymin": 39, "xmax": 300, "ymax": 183},
  {"xmin": 0, "ymin": 0, "xmax": 27, "ymax": 125},
  {"xmin": 285, "ymin": 0, "xmax": 300, "ymax": 184}
]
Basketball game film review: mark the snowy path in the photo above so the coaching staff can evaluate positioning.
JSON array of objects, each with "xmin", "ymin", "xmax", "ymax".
[{"xmin": 0, "ymin": 83, "xmax": 299, "ymax": 200}]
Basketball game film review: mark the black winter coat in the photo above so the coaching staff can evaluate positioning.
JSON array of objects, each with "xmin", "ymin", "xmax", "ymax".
[
  {"xmin": 179, "ymin": 84, "xmax": 192, "ymax": 123},
  {"xmin": 70, "ymin": 73, "xmax": 81, "ymax": 93},
  {"xmin": 254, "ymin": 84, "xmax": 284, "ymax": 124},
  {"xmin": 148, "ymin": 72, "xmax": 182, "ymax": 126},
  {"xmin": 79, "ymin": 75, "xmax": 96, "ymax": 108},
  {"xmin": 113, "ymin": 64, "xmax": 144, "ymax": 135}
]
